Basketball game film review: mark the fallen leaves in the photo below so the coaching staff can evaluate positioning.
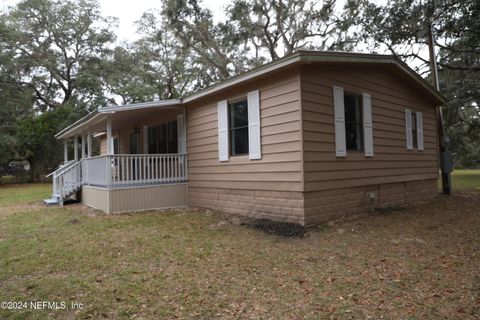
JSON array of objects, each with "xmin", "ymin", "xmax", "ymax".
[{"xmin": 1, "ymin": 188, "xmax": 480, "ymax": 319}]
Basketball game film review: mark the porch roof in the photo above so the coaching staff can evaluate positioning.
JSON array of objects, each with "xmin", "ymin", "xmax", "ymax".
[
  {"xmin": 56, "ymin": 50, "xmax": 447, "ymax": 140},
  {"xmin": 56, "ymin": 100, "xmax": 183, "ymax": 139}
]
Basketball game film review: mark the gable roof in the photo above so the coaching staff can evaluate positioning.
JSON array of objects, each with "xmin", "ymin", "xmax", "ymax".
[
  {"xmin": 56, "ymin": 50, "xmax": 445, "ymax": 139},
  {"xmin": 184, "ymin": 50, "xmax": 446, "ymax": 104}
]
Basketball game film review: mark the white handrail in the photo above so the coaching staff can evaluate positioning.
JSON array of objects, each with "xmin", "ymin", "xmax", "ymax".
[
  {"xmin": 52, "ymin": 160, "xmax": 83, "ymax": 205},
  {"xmin": 46, "ymin": 160, "xmax": 76, "ymax": 178}
]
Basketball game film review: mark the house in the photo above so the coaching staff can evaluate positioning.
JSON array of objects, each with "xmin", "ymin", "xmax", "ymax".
[{"xmin": 45, "ymin": 51, "xmax": 445, "ymax": 226}]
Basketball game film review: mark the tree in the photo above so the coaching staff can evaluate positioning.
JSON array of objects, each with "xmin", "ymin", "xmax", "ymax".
[
  {"xmin": 227, "ymin": 0, "xmax": 360, "ymax": 62},
  {"xmin": 0, "ymin": 21, "xmax": 33, "ymax": 171},
  {"xmin": 0, "ymin": 0, "xmax": 116, "ymax": 179},
  {"xmin": 357, "ymin": 0, "xmax": 480, "ymax": 167},
  {"xmin": 157, "ymin": 0, "xmax": 360, "ymax": 89},
  {"xmin": 101, "ymin": 45, "xmax": 159, "ymax": 105},
  {"xmin": 102, "ymin": 11, "xmax": 199, "ymax": 104},
  {"xmin": 162, "ymin": 0, "xmax": 251, "ymax": 83},
  {"xmin": 134, "ymin": 10, "xmax": 201, "ymax": 99},
  {"xmin": 1, "ymin": 0, "xmax": 116, "ymax": 112}
]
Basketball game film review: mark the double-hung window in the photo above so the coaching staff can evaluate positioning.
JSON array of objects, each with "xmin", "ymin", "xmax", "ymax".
[
  {"xmin": 228, "ymin": 99, "xmax": 249, "ymax": 156},
  {"xmin": 217, "ymin": 90, "xmax": 261, "ymax": 161},
  {"xmin": 333, "ymin": 86, "xmax": 373, "ymax": 157},
  {"xmin": 344, "ymin": 93, "xmax": 363, "ymax": 151},
  {"xmin": 405, "ymin": 109, "xmax": 423, "ymax": 150}
]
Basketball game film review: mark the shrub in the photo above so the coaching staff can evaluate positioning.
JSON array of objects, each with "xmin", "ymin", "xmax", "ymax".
[{"xmin": 0, "ymin": 175, "xmax": 17, "ymax": 184}]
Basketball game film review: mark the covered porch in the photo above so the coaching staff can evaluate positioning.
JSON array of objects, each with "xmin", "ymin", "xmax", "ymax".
[{"xmin": 46, "ymin": 100, "xmax": 189, "ymax": 212}]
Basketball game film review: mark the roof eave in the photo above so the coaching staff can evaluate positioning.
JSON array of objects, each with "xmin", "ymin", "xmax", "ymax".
[
  {"xmin": 390, "ymin": 57, "xmax": 447, "ymax": 105},
  {"xmin": 183, "ymin": 52, "xmax": 303, "ymax": 103},
  {"xmin": 98, "ymin": 99, "xmax": 183, "ymax": 113},
  {"xmin": 55, "ymin": 112, "xmax": 104, "ymax": 140}
]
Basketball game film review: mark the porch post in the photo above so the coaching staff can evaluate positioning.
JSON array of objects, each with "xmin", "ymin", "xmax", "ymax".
[
  {"xmin": 106, "ymin": 117, "xmax": 113, "ymax": 155},
  {"xmin": 87, "ymin": 131, "xmax": 92, "ymax": 158},
  {"xmin": 64, "ymin": 139, "xmax": 68, "ymax": 163},
  {"xmin": 81, "ymin": 134, "xmax": 87, "ymax": 159},
  {"xmin": 74, "ymin": 135, "xmax": 79, "ymax": 161}
]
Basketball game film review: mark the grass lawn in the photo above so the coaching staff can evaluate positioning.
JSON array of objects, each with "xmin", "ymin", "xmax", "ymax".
[
  {"xmin": 1, "ymin": 173, "xmax": 479, "ymax": 319},
  {"xmin": 0, "ymin": 183, "xmax": 51, "ymax": 207},
  {"xmin": 451, "ymin": 169, "xmax": 480, "ymax": 190}
]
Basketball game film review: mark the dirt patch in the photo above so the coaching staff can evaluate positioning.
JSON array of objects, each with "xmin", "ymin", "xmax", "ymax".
[
  {"xmin": 67, "ymin": 203, "xmax": 105, "ymax": 216},
  {"xmin": 242, "ymin": 218, "xmax": 306, "ymax": 237}
]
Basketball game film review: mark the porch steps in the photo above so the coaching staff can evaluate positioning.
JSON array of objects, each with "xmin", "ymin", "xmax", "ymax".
[
  {"xmin": 43, "ymin": 191, "xmax": 64, "ymax": 206},
  {"xmin": 43, "ymin": 185, "xmax": 81, "ymax": 206},
  {"xmin": 45, "ymin": 160, "xmax": 82, "ymax": 206},
  {"xmin": 43, "ymin": 197, "xmax": 59, "ymax": 206}
]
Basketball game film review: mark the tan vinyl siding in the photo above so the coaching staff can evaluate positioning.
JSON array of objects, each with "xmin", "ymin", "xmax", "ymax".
[
  {"xmin": 301, "ymin": 64, "xmax": 439, "ymax": 224},
  {"xmin": 186, "ymin": 68, "xmax": 305, "ymax": 223},
  {"xmin": 186, "ymin": 68, "xmax": 303, "ymax": 192},
  {"xmin": 301, "ymin": 65, "xmax": 439, "ymax": 192}
]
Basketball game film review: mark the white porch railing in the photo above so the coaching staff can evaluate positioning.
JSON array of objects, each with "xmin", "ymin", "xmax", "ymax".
[
  {"xmin": 48, "ymin": 153, "xmax": 188, "ymax": 206},
  {"xmin": 82, "ymin": 155, "xmax": 110, "ymax": 186},
  {"xmin": 82, "ymin": 154, "xmax": 188, "ymax": 187}
]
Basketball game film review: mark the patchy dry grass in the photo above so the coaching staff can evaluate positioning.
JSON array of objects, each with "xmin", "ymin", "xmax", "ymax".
[{"xmin": 0, "ymin": 179, "xmax": 479, "ymax": 319}]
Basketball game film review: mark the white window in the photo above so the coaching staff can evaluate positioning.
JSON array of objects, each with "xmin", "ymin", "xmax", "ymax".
[
  {"xmin": 218, "ymin": 90, "xmax": 261, "ymax": 161},
  {"xmin": 333, "ymin": 86, "xmax": 373, "ymax": 157},
  {"xmin": 405, "ymin": 108, "xmax": 424, "ymax": 151}
]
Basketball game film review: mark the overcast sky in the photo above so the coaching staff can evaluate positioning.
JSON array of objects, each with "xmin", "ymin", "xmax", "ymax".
[
  {"xmin": 99, "ymin": 0, "xmax": 231, "ymax": 42},
  {"xmin": 1, "ymin": 0, "xmax": 231, "ymax": 43}
]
